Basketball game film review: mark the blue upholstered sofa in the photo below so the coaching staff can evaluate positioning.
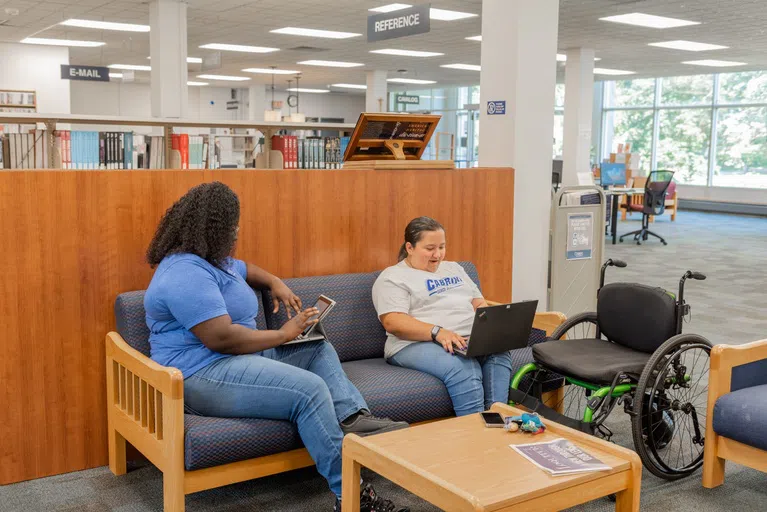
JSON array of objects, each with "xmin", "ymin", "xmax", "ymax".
[
  {"xmin": 703, "ymin": 339, "xmax": 767, "ymax": 488},
  {"xmin": 106, "ymin": 262, "xmax": 564, "ymax": 511}
]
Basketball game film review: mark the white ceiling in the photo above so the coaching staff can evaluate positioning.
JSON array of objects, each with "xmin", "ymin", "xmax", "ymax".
[{"xmin": 1, "ymin": 0, "xmax": 766, "ymax": 92}]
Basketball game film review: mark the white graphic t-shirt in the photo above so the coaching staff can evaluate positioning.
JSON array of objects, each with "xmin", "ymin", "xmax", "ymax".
[{"xmin": 372, "ymin": 260, "xmax": 484, "ymax": 359}]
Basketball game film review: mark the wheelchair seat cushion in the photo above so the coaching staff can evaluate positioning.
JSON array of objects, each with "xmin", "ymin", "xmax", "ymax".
[
  {"xmin": 532, "ymin": 338, "xmax": 651, "ymax": 385},
  {"xmin": 598, "ymin": 283, "xmax": 677, "ymax": 353}
]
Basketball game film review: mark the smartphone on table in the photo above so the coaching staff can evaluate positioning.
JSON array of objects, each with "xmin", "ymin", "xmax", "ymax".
[{"xmin": 481, "ymin": 411, "xmax": 505, "ymax": 428}]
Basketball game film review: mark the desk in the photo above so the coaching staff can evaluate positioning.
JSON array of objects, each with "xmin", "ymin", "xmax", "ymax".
[
  {"xmin": 342, "ymin": 403, "xmax": 641, "ymax": 512},
  {"xmin": 604, "ymin": 188, "xmax": 645, "ymax": 244}
]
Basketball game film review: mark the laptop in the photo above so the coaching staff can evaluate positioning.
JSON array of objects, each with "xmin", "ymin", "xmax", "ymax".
[
  {"xmin": 283, "ymin": 295, "xmax": 336, "ymax": 345},
  {"xmin": 439, "ymin": 300, "xmax": 538, "ymax": 357}
]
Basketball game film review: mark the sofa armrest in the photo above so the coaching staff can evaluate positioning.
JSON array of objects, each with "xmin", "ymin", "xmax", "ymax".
[
  {"xmin": 106, "ymin": 331, "xmax": 185, "ymax": 474},
  {"xmin": 709, "ymin": 340, "xmax": 767, "ymax": 401},
  {"xmin": 486, "ymin": 300, "xmax": 566, "ymax": 337},
  {"xmin": 106, "ymin": 331, "xmax": 184, "ymax": 399}
]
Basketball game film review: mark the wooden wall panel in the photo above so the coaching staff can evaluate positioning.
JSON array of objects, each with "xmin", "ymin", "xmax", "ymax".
[{"xmin": 0, "ymin": 167, "xmax": 513, "ymax": 484}]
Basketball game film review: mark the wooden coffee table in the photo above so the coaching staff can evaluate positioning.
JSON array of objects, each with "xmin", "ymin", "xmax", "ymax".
[{"xmin": 342, "ymin": 403, "xmax": 641, "ymax": 512}]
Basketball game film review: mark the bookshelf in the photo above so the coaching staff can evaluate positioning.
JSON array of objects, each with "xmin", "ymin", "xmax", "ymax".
[
  {"xmin": 0, "ymin": 90, "xmax": 37, "ymax": 112},
  {"xmin": 0, "ymin": 112, "xmax": 353, "ymax": 170}
]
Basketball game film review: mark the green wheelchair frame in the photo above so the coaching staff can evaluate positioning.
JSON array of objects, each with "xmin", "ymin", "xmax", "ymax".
[{"xmin": 508, "ymin": 260, "xmax": 712, "ymax": 481}]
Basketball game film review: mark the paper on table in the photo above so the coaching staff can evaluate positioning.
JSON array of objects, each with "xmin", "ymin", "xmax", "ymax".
[{"xmin": 510, "ymin": 438, "xmax": 611, "ymax": 476}]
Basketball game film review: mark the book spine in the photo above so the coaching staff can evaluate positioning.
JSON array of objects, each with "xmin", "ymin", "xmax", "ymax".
[{"xmin": 181, "ymin": 134, "xmax": 189, "ymax": 170}]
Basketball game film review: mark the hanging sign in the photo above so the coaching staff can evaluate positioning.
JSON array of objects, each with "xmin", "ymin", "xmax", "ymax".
[
  {"xmin": 61, "ymin": 65, "xmax": 109, "ymax": 82},
  {"xmin": 368, "ymin": 3, "xmax": 431, "ymax": 42},
  {"xmin": 396, "ymin": 95, "xmax": 420, "ymax": 105}
]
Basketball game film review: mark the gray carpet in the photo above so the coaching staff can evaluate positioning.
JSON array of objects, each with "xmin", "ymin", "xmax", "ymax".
[{"xmin": 2, "ymin": 211, "xmax": 766, "ymax": 512}]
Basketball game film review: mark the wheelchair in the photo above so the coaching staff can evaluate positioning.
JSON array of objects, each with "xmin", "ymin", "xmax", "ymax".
[{"xmin": 509, "ymin": 259, "xmax": 712, "ymax": 480}]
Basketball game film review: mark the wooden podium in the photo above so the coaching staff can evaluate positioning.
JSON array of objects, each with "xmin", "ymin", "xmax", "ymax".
[{"xmin": 342, "ymin": 113, "xmax": 455, "ymax": 170}]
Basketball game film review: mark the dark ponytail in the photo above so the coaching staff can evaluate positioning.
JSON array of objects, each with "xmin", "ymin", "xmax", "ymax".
[{"xmin": 397, "ymin": 216, "xmax": 445, "ymax": 261}]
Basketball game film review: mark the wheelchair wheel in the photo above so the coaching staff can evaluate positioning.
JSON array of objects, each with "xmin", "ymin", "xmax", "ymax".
[
  {"xmin": 631, "ymin": 334, "xmax": 712, "ymax": 480},
  {"xmin": 550, "ymin": 312, "xmax": 600, "ymax": 341}
]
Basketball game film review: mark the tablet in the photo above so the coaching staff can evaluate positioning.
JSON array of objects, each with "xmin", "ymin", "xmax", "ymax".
[{"xmin": 301, "ymin": 295, "xmax": 337, "ymax": 338}]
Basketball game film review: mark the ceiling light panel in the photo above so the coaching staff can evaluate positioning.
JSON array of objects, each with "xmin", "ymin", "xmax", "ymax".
[
  {"xmin": 369, "ymin": 4, "xmax": 412, "ymax": 13},
  {"xmin": 187, "ymin": 81, "xmax": 208, "ymax": 86},
  {"xmin": 682, "ymin": 60, "xmax": 746, "ymax": 67},
  {"xmin": 287, "ymin": 88, "xmax": 330, "ymax": 93},
  {"xmin": 60, "ymin": 19, "xmax": 150, "ymax": 32},
  {"xmin": 108, "ymin": 73, "xmax": 123, "ymax": 78},
  {"xmin": 108, "ymin": 64, "xmax": 151, "ymax": 71},
  {"xmin": 387, "ymin": 78, "xmax": 437, "ymax": 84},
  {"xmin": 197, "ymin": 74, "xmax": 251, "ymax": 81},
  {"xmin": 242, "ymin": 68, "xmax": 301, "ymax": 74},
  {"xmin": 593, "ymin": 68, "xmax": 636, "ymax": 75},
  {"xmin": 648, "ymin": 40, "xmax": 729, "ymax": 52},
  {"xmin": 440, "ymin": 63, "xmax": 481, "ymax": 71},
  {"xmin": 331, "ymin": 84, "xmax": 367, "ymax": 89},
  {"xmin": 466, "ymin": 35, "xmax": 482, "ymax": 42},
  {"xmin": 199, "ymin": 43, "xmax": 279, "ymax": 53},
  {"xmin": 599, "ymin": 13, "xmax": 700, "ymax": 29},
  {"xmin": 21, "ymin": 37, "xmax": 105, "ymax": 47},
  {"xmin": 370, "ymin": 49, "xmax": 443, "ymax": 57},
  {"xmin": 429, "ymin": 8, "xmax": 477, "ymax": 21},
  {"xmin": 556, "ymin": 54, "xmax": 602, "ymax": 62},
  {"xmin": 367, "ymin": 4, "xmax": 476, "ymax": 20},
  {"xmin": 298, "ymin": 60, "xmax": 364, "ymax": 68},
  {"xmin": 271, "ymin": 27, "xmax": 361, "ymax": 39},
  {"xmin": 147, "ymin": 56, "xmax": 203, "ymax": 63}
]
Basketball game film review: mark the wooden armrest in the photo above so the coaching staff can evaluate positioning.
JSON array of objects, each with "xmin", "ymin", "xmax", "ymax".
[
  {"xmin": 106, "ymin": 331, "xmax": 184, "ymax": 399},
  {"xmin": 486, "ymin": 301, "xmax": 566, "ymax": 337},
  {"xmin": 711, "ymin": 339, "xmax": 767, "ymax": 378},
  {"xmin": 708, "ymin": 339, "xmax": 767, "ymax": 408}
]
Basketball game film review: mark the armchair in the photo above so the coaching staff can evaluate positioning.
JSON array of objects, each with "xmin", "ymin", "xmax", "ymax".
[{"xmin": 703, "ymin": 339, "xmax": 767, "ymax": 488}]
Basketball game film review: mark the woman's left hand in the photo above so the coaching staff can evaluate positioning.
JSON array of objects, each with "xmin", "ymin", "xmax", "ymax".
[{"xmin": 271, "ymin": 280, "xmax": 302, "ymax": 318}]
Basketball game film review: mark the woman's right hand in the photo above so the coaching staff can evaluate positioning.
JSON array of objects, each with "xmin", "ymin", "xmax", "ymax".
[
  {"xmin": 279, "ymin": 307, "xmax": 320, "ymax": 342},
  {"xmin": 435, "ymin": 329, "xmax": 467, "ymax": 354}
]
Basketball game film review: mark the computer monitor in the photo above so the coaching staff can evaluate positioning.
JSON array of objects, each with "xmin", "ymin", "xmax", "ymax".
[{"xmin": 600, "ymin": 163, "xmax": 627, "ymax": 187}]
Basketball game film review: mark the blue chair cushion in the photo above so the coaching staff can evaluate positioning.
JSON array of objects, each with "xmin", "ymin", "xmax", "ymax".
[
  {"xmin": 184, "ymin": 414, "xmax": 302, "ymax": 471},
  {"xmin": 114, "ymin": 289, "xmax": 268, "ymax": 358},
  {"xmin": 713, "ymin": 384, "xmax": 767, "ymax": 451},
  {"xmin": 342, "ymin": 358, "xmax": 454, "ymax": 422}
]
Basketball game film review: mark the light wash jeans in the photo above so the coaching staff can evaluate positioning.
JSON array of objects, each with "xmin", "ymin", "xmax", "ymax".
[
  {"xmin": 184, "ymin": 341, "xmax": 368, "ymax": 499},
  {"xmin": 388, "ymin": 342, "xmax": 513, "ymax": 416}
]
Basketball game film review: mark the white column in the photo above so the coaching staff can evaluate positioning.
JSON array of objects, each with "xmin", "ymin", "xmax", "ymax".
[
  {"xmin": 478, "ymin": 0, "xmax": 559, "ymax": 305},
  {"xmin": 150, "ymin": 0, "xmax": 188, "ymax": 118},
  {"xmin": 562, "ymin": 48, "xmax": 595, "ymax": 187},
  {"xmin": 248, "ymin": 85, "xmax": 266, "ymax": 122},
  {"xmin": 366, "ymin": 70, "xmax": 388, "ymax": 112}
]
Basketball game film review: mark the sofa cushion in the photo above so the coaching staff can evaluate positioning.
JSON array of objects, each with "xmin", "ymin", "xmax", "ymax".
[
  {"xmin": 342, "ymin": 358, "xmax": 454, "ymax": 423},
  {"xmin": 115, "ymin": 289, "xmax": 268, "ymax": 358},
  {"xmin": 184, "ymin": 414, "xmax": 302, "ymax": 471},
  {"xmin": 265, "ymin": 272, "xmax": 387, "ymax": 362},
  {"xmin": 713, "ymin": 384, "xmax": 767, "ymax": 451}
]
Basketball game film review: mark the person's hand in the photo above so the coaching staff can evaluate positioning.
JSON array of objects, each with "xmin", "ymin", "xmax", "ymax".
[
  {"xmin": 271, "ymin": 279, "xmax": 302, "ymax": 318},
  {"xmin": 279, "ymin": 307, "xmax": 320, "ymax": 342},
  {"xmin": 435, "ymin": 329, "xmax": 467, "ymax": 355}
]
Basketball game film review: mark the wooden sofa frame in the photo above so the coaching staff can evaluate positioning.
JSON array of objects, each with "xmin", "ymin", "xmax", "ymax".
[
  {"xmin": 702, "ymin": 339, "xmax": 767, "ymax": 489},
  {"xmin": 106, "ymin": 311, "xmax": 566, "ymax": 511}
]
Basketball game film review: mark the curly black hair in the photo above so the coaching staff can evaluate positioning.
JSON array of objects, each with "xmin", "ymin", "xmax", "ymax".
[{"xmin": 147, "ymin": 181, "xmax": 240, "ymax": 269}]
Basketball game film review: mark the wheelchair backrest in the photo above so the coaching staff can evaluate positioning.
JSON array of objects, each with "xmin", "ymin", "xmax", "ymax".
[{"xmin": 597, "ymin": 283, "xmax": 677, "ymax": 353}]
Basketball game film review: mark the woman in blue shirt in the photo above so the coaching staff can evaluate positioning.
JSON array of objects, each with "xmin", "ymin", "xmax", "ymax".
[{"xmin": 144, "ymin": 182, "xmax": 407, "ymax": 512}]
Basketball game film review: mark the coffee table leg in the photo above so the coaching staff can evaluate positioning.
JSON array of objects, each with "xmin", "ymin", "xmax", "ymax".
[
  {"xmin": 342, "ymin": 450, "xmax": 361, "ymax": 512},
  {"xmin": 615, "ymin": 462, "xmax": 641, "ymax": 512}
]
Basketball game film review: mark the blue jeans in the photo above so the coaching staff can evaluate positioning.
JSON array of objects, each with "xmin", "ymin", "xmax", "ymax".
[
  {"xmin": 388, "ymin": 342, "xmax": 513, "ymax": 416},
  {"xmin": 184, "ymin": 341, "xmax": 368, "ymax": 499}
]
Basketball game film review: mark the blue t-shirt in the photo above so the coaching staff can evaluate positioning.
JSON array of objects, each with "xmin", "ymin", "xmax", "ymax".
[{"xmin": 144, "ymin": 253, "xmax": 259, "ymax": 378}]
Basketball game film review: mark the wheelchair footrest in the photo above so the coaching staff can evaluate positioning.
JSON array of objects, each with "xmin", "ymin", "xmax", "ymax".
[{"xmin": 508, "ymin": 388, "xmax": 594, "ymax": 435}]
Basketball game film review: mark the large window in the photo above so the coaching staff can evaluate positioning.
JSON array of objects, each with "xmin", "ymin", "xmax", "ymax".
[
  {"xmin": 657, "ymin": 109, "xmax": 711, "ymax": 185},
  {"xmin": 600, "ymin": 70, "xmax": 767, "ymax": 189}
]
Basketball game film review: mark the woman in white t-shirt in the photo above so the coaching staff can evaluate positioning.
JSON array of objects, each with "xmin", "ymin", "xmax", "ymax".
[{"xmin": 372, "ymin": 217, "xmax": 514, "ymax": 416}]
